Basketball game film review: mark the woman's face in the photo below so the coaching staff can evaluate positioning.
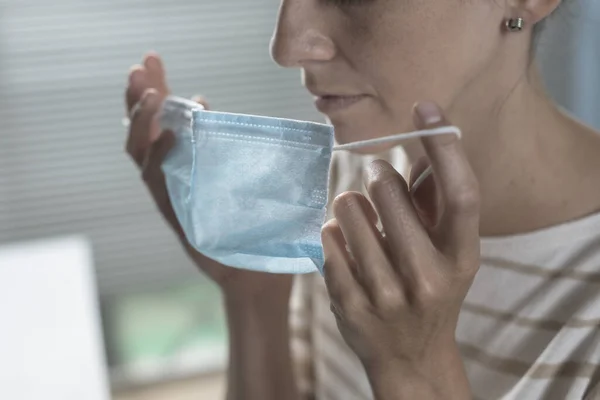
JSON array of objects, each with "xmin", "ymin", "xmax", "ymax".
[{"xmin": 270, "ymin": 0, "xmax": 508, "ymax": 146}]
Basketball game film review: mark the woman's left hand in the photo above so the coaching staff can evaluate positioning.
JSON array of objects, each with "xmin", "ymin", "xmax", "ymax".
[{"xmin": 322, "ymin": 102, "xmax": 480, "ymax": 400}]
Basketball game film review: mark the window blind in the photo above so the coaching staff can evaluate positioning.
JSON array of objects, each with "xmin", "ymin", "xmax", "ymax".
[{"xmin": 0, "ymin": 0, "xmax": 323, "ymax": 297}]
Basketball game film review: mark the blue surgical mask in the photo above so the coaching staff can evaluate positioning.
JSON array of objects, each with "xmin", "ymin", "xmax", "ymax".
[{"xmin": 160, "ymin": 96, "xmax": 460, "ymax": 275}]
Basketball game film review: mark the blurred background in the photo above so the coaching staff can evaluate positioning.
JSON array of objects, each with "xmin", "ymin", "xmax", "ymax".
[{"xmin": 0, "ymin": 0, "xmax": 598, "ymax": 399}]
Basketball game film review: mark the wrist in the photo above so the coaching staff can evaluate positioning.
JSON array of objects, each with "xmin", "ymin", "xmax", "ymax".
[
  {"xmin": 224, "ymin": 278, "xmax": 292, "ymax": 314},
  {"xmin": 223, "ymin": 280, "xmax": 298, "ymax": 400},
  {"xmin": 364, "ymin": 342, "xmax": 470, "ymax": 400},
  {"xmin": 224, "ymin": 283, "xmax": 292, "ymax": 338}
]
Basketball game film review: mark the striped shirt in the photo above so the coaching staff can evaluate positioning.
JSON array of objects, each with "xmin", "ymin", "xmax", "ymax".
[{"xmin": 290, "ymin": 149, "xmax": 600, "ymax": 400}]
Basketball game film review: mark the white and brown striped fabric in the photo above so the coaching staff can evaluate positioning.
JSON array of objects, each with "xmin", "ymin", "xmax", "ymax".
[{"xmin": 290, "ymin": 149, "xmax": 600, "ymax": 400}]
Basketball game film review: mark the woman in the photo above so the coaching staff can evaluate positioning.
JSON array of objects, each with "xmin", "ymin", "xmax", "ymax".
[{"xmin": 124, "ymin": 0, "xmax": 600, "ymax": 398}]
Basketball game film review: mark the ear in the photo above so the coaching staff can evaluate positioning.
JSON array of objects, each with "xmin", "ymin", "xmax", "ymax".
[{"xmin": 506, "ymin": 0, "xmax": 563, "ymax": 25}]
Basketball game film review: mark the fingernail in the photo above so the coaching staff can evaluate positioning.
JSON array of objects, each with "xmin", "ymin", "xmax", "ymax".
[
  {"xmin": 130, "ymin": 69, "xmax": 145, "ymax": 85},
  {"xmin": 414, "ymin": 101, "xmax": 442, "ymax": 125},
  {"xmin": 144, "ymin": 53, "xmax": 160, "ymax": 69}
]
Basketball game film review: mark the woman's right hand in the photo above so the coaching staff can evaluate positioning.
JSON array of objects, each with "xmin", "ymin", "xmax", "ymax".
[{"xmin": 124, "ymin": 53, "xmax": 294, "ymax": 301}]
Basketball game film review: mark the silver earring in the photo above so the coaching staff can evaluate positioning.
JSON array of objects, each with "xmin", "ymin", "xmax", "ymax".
[{"xmin": 505, "ymin": 17, "xmax": 525, "ymax": 32}]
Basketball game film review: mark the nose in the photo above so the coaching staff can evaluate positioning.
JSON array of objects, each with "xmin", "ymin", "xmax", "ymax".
[{"xmin": 270, "ymin": 0, "xmax": 336, "ymax": 68}]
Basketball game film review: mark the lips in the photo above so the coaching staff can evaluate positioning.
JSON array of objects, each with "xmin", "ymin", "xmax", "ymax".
[{"xmin": 314, "ymin": 94, "xmax": 368, "ymax": 114}]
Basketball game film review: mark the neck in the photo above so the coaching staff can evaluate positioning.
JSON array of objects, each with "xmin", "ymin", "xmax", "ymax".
[{"xmin": 405, "ymin": 64, "xmax": 600, "ymax": 237}]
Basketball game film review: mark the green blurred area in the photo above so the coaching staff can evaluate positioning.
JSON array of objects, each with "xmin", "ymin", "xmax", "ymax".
[{"xmin": 110, "ymin": 278, "xmax": 227, "ymax": 366}]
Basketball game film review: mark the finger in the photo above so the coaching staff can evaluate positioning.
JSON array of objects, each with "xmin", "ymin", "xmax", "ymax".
[
  {"xmin": 322, "ymin": 219, "xmax": 367, "ymax": 317},
  {"xmin": 125, "ymin": 66, "xmax": 147, "ymax": 114},
  {"xmin": 411, "ymin": 171, "xmax": 439, "ymax": 229},
  {"xmin": 365, "ymin": 160, "xmax": 430, "ymax": 248},
  {"xmin": 143, "ymin": 52, "xmax": 170, "ymax": 97},
  {"xmin": 412, "ymin": 101, "xmax": 480, "ymax": 259},
  {"xmin": 140, "ymin": 131, "xmax": 183, "ymax": 236},
  {"xmin": 365, "ymin": 161, "xmax": 432, "ymax": 284},
  {"xmin": 126, "ymin": 89, "xmax": 162, "ymax": 166},
  {"xmin": 191, "ymin": 95, "xmax": 210, "ymax": 111},
  {"xmin": 332, "ymin": 191, "xmax": 400, "ymax": 304},
  {"xmin": 141, "ymin": 129, "xmax": 175, "ymax": 181}
]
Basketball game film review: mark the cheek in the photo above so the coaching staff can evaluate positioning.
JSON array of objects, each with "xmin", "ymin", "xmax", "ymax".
[
  {"xmin": 330, "ymin": 1, "xmax": 501, "ymax": 146},
  {"xmin": 343, "ymin": 2, "xmax": 501, "ymax": 124},
  {"xmin": 330, "ymin": 20, "xmax": 427, "ymax": 144},
  {"xmin": 372, "ymin": 28, "xmax": 467, "ymax": 106}
]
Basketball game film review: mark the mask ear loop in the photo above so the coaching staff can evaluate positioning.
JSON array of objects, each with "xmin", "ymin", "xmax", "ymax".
[
  {"xmin": 410, "ymin": 165, "xmax": 433, "ymax": 195},
  {"xmin": 332, "ymin": 126, "xmax": 461, "ymax": 152},
  {"xmin": 331, "ymin": 126, "xmax": 461, "ymax": 194}
]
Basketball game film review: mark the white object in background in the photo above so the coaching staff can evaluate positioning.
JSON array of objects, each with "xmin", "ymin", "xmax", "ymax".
[{"xmin": 0, "ymin": 236, "xmax": 110, "ymax": 400}]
